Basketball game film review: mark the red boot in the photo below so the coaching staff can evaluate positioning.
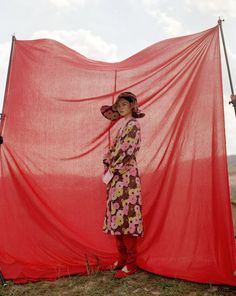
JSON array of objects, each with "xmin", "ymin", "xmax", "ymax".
[
  {"xmin": 114, "ymin": 235, "xmax": 138, "ymax": 278},
  {"xmin": 114, "ymin": 265, "xmax": 137, "ymax": 279},
  {"xmin": 112, "ymin": 235, "xmax": 127, "ymax": 270}
]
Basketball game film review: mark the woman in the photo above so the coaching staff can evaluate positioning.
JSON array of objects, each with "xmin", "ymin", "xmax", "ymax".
[{"xmin": 100, "ymin": 91, "xmax": 145, "ymax": 279}]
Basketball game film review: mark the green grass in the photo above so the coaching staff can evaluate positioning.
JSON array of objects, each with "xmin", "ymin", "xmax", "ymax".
[
  {"xmin": 228, "ymin": 155, "xmax": 236, "ymax": 205},
  {"xmin": 0, "ymin": 270, "xmax": 235, "ymax": 296},
  {"xmin": 228, "ymin": 155, "xmax": 236, "ymax": 175}
]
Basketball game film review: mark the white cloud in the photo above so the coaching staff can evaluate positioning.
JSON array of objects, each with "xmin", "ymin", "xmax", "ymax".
[
  {"xmin": 227, "ymin": 47, "xmax": 236, "ymax": 62},
  {"xmin": 31, "ymin": 29, "xmax": 119, "ymax": 62},
  {"xmin": 148, "ymin": 8, "xmax": 185, "ymax": 36},
  {"xmin": 0, "ymin": 42, "xmax": 11, "ymax": 109},
  {"xmin": 48, "ymin": 0, "xmax": 86, "ymax": 8},
  {"xmin": 185, "ymin": 0, "xmax": 236, "ymax": 17},
  {"xmin": 141, "ymin": 0, "xmax": 186, "ymax": 36},
  {"xmin": 0, "ymin": 42, "xmax": 11, "ymax": 73}
]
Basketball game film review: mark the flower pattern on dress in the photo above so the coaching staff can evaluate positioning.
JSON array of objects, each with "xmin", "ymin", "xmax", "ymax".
[{"xmin": 102, "ymin": 118, "xmax": 143, "ymax": 237}]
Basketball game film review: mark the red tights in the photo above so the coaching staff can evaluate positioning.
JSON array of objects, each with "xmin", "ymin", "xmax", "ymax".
[{"xmin": 115, "ymin": 235, "xmax": 137, "ymax": 270}]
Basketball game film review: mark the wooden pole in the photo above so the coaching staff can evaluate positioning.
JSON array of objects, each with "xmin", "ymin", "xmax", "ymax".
[
  {"xmin": 0, "ymin": 271, "xmax": 6, "ymax": 286},
  {"xmin": 0, "ymin": 35, "xmax": 16, "ymax": 140},
  {"xmin": 217, "ymin": 17, "xmax": 236, "ymax": 117}
]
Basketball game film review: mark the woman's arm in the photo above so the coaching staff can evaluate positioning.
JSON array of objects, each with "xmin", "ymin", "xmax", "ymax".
[
  {"xmin": 103, "ymin": 149, "xmax": 112, "ymax": 172},
  {"xmin": 109, "ymin": 121, "xmax": 140, "ymax": 175},
  {"xmin": 102, "ymin": 126, "xmax": 122, "ymax": 171}
]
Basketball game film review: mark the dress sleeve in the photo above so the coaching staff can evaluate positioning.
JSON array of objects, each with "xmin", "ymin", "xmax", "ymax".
[
  {"xmin": 102, "ymin": 148, "xmax": 112, "ymax": 171},
  {"xmin": 102, "ymin": 126, "xmax": 122, "ymax": 171},
  {"xmin": 109, "ymin": 121, "xmax": 141, "ymax": 175}
]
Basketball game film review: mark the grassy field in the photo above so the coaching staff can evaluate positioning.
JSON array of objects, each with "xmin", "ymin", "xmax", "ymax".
[
  {"xmin": 0, "ymin": 270, "xmax": 235, "ymax": 296},
  {"xmin": 228, "ymin": 155, "xmax": 236, "ymax": 175},
  {"xmin": 228, "ymin": 155, "xmax": 236, "ymax": 201}
]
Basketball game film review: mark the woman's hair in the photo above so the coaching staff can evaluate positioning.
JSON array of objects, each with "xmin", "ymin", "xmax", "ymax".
[{"xmin": 117, "ymin": 92, "xmax": 145, "ymax": 118}]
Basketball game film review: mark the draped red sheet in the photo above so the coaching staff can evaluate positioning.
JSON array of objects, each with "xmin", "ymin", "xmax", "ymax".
[{"xmin": 0, "ymin": 25, "xmax": 235, "ymax": 285}]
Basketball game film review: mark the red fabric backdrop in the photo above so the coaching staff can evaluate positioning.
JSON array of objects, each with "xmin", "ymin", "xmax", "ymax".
[{"xmin": 0, "ymin": 25, "xmax": 235, "ymax": 285}]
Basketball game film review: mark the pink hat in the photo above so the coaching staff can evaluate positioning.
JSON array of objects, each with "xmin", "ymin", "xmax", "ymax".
[{"xmin": 100, "ymin": 92, "xmax": 145, "ymax": 121}]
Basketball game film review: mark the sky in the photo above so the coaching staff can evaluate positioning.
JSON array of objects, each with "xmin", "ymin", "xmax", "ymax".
[{"xmin": 0, "ymin": 0, "xmax": 236, "ymax": 155}]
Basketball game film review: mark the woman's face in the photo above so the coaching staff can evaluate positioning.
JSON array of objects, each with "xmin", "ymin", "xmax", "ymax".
[{"xmin": 117, "ymin": 98, "xmax": 132, "ymax": 117}]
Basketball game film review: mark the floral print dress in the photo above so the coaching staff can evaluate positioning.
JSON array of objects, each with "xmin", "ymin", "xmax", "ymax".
[{"xmin": 102, "ymin": 118, "xmax": 143, "ymax": 237}]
